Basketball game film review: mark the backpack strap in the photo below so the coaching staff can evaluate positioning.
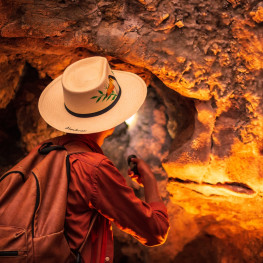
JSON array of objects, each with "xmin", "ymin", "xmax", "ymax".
[
  {"xmin": 62, "ymin": 142, "xmax": 99, "ymax": 263},
  {"xmin": 64, "ymin": 141, "xmax": 93, "ymax": 186},
  {"xmin": 76, "ymin": 212, "xmax": 99, "ymax": 263},
  {"xmin": 40, "ymin": 136, "xmax": 92, "ymax": 155},
  {"xmin": 38, "ymin": 142, "xmax": 66, "ymax": 155}
]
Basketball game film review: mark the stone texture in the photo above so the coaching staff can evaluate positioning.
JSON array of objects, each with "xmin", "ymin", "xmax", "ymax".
[
  {"xmin": 0, "ymin": 0, "xmax": 263, "ymax": 262},
  {"xmin": 0, "ymin": 56, "xmax": 25, "ymax": 108}
]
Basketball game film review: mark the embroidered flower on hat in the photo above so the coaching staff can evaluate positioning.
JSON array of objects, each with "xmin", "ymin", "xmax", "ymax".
[{"xmin": 90, "ymin": 75, "xmax": 118, "ymax": 103}]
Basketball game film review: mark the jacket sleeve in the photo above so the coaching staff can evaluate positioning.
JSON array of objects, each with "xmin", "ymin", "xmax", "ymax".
[{"xmin": 88, "ymin": 157, "xmax": 170, "ymax": 246}]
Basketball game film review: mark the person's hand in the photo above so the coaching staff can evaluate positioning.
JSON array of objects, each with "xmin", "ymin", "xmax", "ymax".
[
  {"xmin": 128, "ymin": 158, "xmax": 155, "ymax": 187},
  {"xmin": 128, "ymin": 167, "xmax": 143, "ymax": 186},
  {"xmin": 128, "ymin": 157, "xmax": 162, "ymax": 203}
]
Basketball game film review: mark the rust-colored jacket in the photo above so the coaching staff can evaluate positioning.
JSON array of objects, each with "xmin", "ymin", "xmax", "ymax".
[{"xmin": 62, "ymin": 134, "xmax": 170, "ymax": 263}]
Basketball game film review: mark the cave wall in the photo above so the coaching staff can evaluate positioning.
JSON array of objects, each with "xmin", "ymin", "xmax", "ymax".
[{"xmin": 1, "ymin": 0, "xmax": 263, "ymax": 262}]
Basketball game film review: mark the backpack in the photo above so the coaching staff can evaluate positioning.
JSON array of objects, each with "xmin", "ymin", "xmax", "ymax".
[{"xmin": 0, "ymin": 138, "xmax": 96, "ymax": 263}]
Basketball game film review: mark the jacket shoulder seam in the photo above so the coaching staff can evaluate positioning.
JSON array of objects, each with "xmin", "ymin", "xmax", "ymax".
[{"xmin": 70, "ymin": 153, "xmax": 107, "ymax": 168}]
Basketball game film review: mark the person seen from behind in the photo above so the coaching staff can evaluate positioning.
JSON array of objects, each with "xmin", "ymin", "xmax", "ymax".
[{"xmin": 38, "ymin": 56, "xmax": 170, "ymax": 263}]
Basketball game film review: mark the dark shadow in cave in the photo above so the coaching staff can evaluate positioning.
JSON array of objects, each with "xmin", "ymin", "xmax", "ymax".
[
  {"xmin": 150, "ymin": 76, "xmax": 196, "ymax": 153},
  {"xmin": 114, "ymin": 236, "xmax": 146, "ymax": 263},
  {"xmin": 172, "ymin": 233, "xmax": 243, "ymax": 263},
  {"xmin": 173, "ymin": 234, "xmax": 217, "ymax": 263},
  {"xmin": 0, "ymin": 62, "xmax": 52, "ymax": 173},
  {"xmin": 0, "ymin": 101, "xmax": 25, "ymax": 173}
]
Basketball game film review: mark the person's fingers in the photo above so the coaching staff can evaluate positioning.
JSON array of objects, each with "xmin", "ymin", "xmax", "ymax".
[
  {"xmin": 128, "ymin": 168, "xmax": 134, "ymax": 176},
  {"xmin": 130, "ymin": 175, "xmax": 143, "ymax": 187}
]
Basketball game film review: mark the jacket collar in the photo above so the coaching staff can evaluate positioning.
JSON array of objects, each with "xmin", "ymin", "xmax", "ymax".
[{"xmin": 58, "ymin": 134, "xmax": 104, "ymax": 154}]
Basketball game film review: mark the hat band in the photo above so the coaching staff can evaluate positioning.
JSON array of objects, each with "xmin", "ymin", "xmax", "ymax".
[{"xmin": 64, "ymin": 85, "xmax": 122, "ymax": 118}]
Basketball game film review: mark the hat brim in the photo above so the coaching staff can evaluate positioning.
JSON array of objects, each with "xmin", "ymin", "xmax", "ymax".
[{"xmin": 38, "ymin": 70, "xmax": 147, "ymax": 134}]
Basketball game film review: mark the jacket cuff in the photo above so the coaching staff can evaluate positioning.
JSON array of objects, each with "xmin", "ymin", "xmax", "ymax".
[{"xmin": 149, "ymin": 201, "xmax": 168, "ymax": 214}]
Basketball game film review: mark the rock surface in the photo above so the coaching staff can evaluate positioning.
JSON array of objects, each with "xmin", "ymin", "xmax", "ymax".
[{"xmin": 0, "ymin": 0, "xmax": 263, "ymax": 262}]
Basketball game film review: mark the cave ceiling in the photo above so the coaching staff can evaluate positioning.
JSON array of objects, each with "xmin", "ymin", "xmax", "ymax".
[{"xmin": 0, "ymin": 0, "xmax": 263, "ymax": 262}]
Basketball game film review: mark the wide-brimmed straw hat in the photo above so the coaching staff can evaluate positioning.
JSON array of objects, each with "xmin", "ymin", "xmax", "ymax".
[{"xmin": 38, "ymin": 56, "xmax": 147, "ymax": 134}]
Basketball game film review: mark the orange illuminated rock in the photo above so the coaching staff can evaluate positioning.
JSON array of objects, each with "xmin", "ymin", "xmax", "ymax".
[
  {"xmin": 0, "ymin": 0, "xmax": 263, "ymax": 262},
  {"xmin": 250, "ymin": 5, "xmax": 263, "ymax": 23}
]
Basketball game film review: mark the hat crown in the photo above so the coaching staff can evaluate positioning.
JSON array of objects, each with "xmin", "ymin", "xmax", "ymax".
[
  {"xmin": 62, "ymin": 57, "xmax": 107, "ymax": 92},
  {"xmin": 62, "ymin": 57, "xmax": 120, "ymax": 115}
]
